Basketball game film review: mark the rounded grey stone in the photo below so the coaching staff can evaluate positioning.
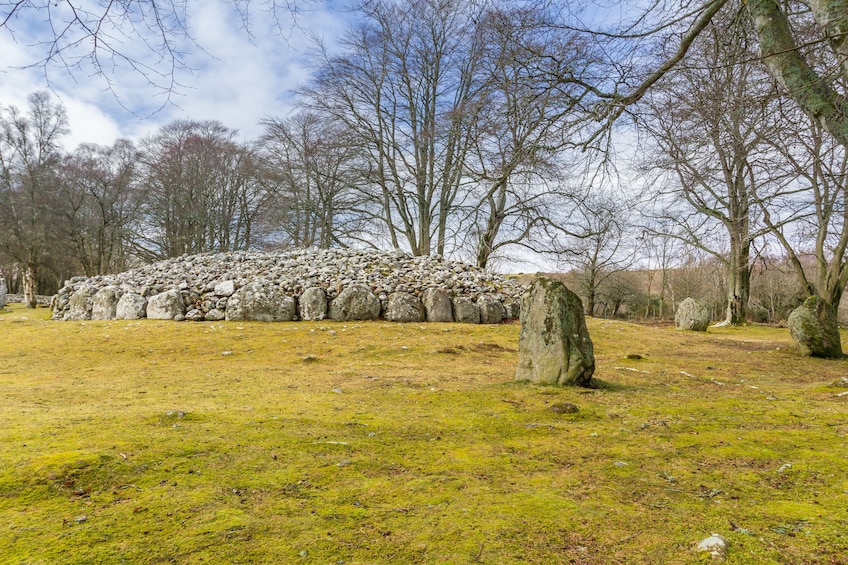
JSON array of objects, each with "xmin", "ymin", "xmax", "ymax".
[
  {"xmin": 422, "ymin": 288, "xmax": 453, "ymax": 322},
  {"xmin": 116, "ymin": 292, "xmax": 147, "ymax": 320},
  {"xmin": 329, "ymin": 284, "xmax": 381, "ymax": 321},
  {"xmin": 452, "ymin": 296, "xmax": 480, "ymax": 324},
  {"xmin": 299, "ymin": 287, "xmax": 328, "ymax": 321},
  {"xmin": 147, "ymin": 289, "xmax": 186, "ymax": 320},
  {"xmin": 91, "ymin": 286, "xmax": 121, "ymax": 320},
  {"xmin": 225, "ymin": 282, "xmax": 296, "ymax": 322},
  {"xmin": 385, "ymin": 292, "xmax": 425, "ymax": 323}
]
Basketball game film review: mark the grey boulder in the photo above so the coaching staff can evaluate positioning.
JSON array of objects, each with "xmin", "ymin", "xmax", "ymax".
[
  {"xmin": 329, "ymin": 284, "xmax": 381, "ymax": 321},
  {"xmin": 91, "ymin": 286, "xmax": 121, "ymax": 320},
  {"xmin": 299, "ymin": 287, "xmax": 328, "ymax": 321},
  {"xmin": 452, "ymin": 296, "xmax": 480, "ymax": 324},
  {"xmin": 65, "ymin": 286, "xmax": 96, "ymax": 321},
  {"xmin": 421, "ymin": 288, "xmax": 453, "ymax": 322},
  {"xmin": 478, "ymin": 295, "xmax": 505, "ymax": 324},
  {"xmin": 226, "ymin": 282, "xmax": 296, "ymax": 322},
  {"xmin": 385, "ymin": 292, "xmax": 425, "ymax": 323},
  {"xmin": 674, "ymin": 298, "xmax": 710, "ymax": 331},
  {"xmin": 788, "ymin": 295, "xmax": 843, "ymax": 358},
  {"xmin": 116, "ymin": 292, "xmax": 147, "ymax": 320},
  {"xmin": 147, "ymin": 289, "xmax": 186, "ymax": 320}
]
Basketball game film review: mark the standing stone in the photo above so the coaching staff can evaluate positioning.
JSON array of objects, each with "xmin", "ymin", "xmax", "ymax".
[
  {"xmin": 452, "ymin": 296, "xmax": 480, "ymax": 324},
  {"xmin": 385, "ymin": 292, "xmax": 425, "ymax": 323},
  {"xmin": 116, "ymin": 292, "xmax": 147, "ymax": 320},
  {"xmin": 515, "ymin": 277, "xmax": 595, "ymax": 387},
  {"xmin": 65, "ymin": 287, "xmax": 97, "ymax": 321},
  {"xmin": 299, "ymin": 287, "xmax": 328, "ymax": 321},
  {"xmin": 91, "ymin": 286, "xmax": 121, "ymax": 320},
  {"xmin": 147, "ymin": 289, "xmax": 186, "ymax": 320},
  {"xmin": 674, "ymin": 298, "xmax": 711, "ymax": 331},
  {"xmin": 329, "ymin": 284, "xmax": 381, "ymax": 321},
  {"xmin": 478, "ymin": 295, "xmax": 505, "ymax": 324},
  {"xmin": 226, "ymin": 282, "xmax": 296, "ymax": 322},
  {"xmin": 788, "ymin": 295, "xmax": 843, "ymax": 358},
  {"xmin": 422, "ymin": 288, "xmax": 453, "ymax": 322},
  {"xmin": 0, "ymin": 277, "xmax": 6, "ymax": 308}
]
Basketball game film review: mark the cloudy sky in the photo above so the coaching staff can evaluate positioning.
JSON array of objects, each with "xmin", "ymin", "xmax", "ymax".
[{"xmin": 0, "ymin": 1, "xmax": 348, "ymax": 148}]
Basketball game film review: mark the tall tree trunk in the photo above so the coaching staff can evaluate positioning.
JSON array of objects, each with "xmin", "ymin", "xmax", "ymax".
[{"xmin": 723, "ymin": 236, "xmax": 750, "ymax": 325}]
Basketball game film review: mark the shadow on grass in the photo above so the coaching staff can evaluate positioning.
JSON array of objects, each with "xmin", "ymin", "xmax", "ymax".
[{"xmin": 507, "ymin": 378, "xmax": 629, "ymax": 392}]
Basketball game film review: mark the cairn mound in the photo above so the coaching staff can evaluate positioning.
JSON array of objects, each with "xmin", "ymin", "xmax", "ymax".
[{"xmin": 52, "ymin": 248, "xmax": 525, "ymax": 324}]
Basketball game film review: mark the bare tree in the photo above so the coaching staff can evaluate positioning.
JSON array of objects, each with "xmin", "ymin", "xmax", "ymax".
[
  {"xmin": 753, "ymin": 105, "xmax": 848, "ymax": 346},
  {"xmin": 259, "ymin": 112, "xmax": 369, "ymax": 249},
  {"xmin": 0, "ymin": 91, "xmax": 68, "ymax": 307},
  {"xmin": 638, "ymin": 12, "xmax": 778, "ymax": 325},
  {"xmin": 137, "ymin": 120, "xmax": 266, "ymax": 259},
  {"xmin": 462, "ymin": 3, "xmax": 601, "ymax": 267},
  {"xmin": 301, "ymin": 0, "xmax": 482, "ymax": 256},
  {"xmin": 560, "ymin": 194, "xmax": 637, "ymax": 317},
  {"xmin": 59, "ymin": 139, "xmax": 142, "ymax": 275}
]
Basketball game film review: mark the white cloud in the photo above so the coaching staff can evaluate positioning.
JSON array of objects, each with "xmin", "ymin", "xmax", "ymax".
[{"xmin": 0, "ymin": 1, "xmax": 348, "ymax": 148}]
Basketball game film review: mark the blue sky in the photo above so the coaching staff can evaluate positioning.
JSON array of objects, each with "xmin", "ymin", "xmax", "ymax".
[{"xmin": 0, "ymin": 1, "xmax": 347, "ymax": 148}]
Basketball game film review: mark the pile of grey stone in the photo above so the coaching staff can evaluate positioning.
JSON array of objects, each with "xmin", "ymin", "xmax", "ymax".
[{"xmin": 51, "ymin": 248, "xmax": 524, "ymax": 324}]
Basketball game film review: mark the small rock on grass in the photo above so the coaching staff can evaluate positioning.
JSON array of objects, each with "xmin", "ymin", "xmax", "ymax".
[
  {"xmin": 549, "ymin": 402, "xmax": 579, "ymax": 414},
  {"xmin": 696, "ymin": 534, "xmax": 728, "ymax": 559},
  {"xmin": 830, "ymin": 377, "xmax": 848, "ymax": 388}
]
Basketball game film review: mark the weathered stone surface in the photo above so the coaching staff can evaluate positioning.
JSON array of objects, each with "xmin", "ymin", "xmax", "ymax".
[
  {"xmin": 116, "ymin": 292, "xmax": 147, "ymax": 320},
  {"xmin": 226, "ymin": 282, "xmax": 296, "ymax": 322},
  {"xmin": 214, "ymin": 280, "xmax": 236, "ymax": 297},
  {"xmin": 452, "ymin": 296, "xmax": 480, "ymax": 324},
  {"xmin": 299, "ymin": 287, "xmax": 328, "ymax": 321},
  {"xmin": 91, "ymin": 286, "xmax": 121, "ymax": 320},
  {"xmin": 478, "ymin": 295, "xmax": 505, "ymax": 324},
  {"xmin": 674, "ymin": 298, "xmax": 711, "ymax": 331},
  {"xmin": 147, "ymin": 289, "xmax": 185, "ymax": 320},
  {"xmin": 0, "ymin": 277, "xmax": 6, "ymax": 308},
  {"xmin": 515, "ymin": 277, "xmax": 595, "ymax": 387},
  {"xmin": 185, "ymin": 309, "xmax": 205, "ymax": 322},
  {"xmin": 696, "ymin": 534, "xmax": 728, "ymax": 560},
  {"xmin": 329, "ymin": 284, "xmax": 381, "ymax": 321},
  {"xmin": 205, "ymin": 308, "xmax": 225, "ymax": 321},
  {"xmin": 385, "ymin": 292, "xmax": 425, "ymax": 323},
  {"xmin": 50, "ymin": 249, "xmax": 525, "ymax": 323},
  {"xmin": 421, "ymin": 288, "xmax": 453, "ymax": 322},
  {"xmin": 788, "ymin": 295, "xmax": 843, "ymax": 358},
  {"xmin": 506, "ymin": 300, "xmax": 521, "ymax": 320},
  {"xmin": 66, "ymin": 287, "xmax": 96, "ymax": 321}
]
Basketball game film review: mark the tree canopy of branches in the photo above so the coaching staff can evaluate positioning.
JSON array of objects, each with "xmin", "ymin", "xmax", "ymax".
[
  {"xmin": 638, "ymin": 10, "xmax": 778, "ymax": 325},
  {"xmin": 136, "ymin": 120, "xmax": 266, "ymax": 260},
  {"xmin": 60, "ymin": 139, "xmax": 141, "ymax": 276},
  {"xmin": 300, "ymin": 0, "xmax": 603, "ymax": 265},
  {"xmin": 258, "ymin": 112, "xmax": 369, "ymax": 249}
]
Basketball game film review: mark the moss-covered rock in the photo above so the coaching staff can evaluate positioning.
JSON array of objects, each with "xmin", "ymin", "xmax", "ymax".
[
  {"xmin": 787, "ymin": 295, "xmax": 843, "ymax": 358},
  {"xmin": 515, "ymin": 277, "xmax": 594, "ymax": 387}
]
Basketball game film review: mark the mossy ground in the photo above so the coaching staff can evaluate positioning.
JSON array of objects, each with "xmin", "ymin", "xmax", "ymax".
[{"xmin": 1, "ymin": 304, "xmax": 847, "ymax": 564}]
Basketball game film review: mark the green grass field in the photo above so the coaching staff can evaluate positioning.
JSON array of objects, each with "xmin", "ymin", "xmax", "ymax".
[{"xmin": 1, "ymin": 304, "xmax": 847, "ymax": 564}]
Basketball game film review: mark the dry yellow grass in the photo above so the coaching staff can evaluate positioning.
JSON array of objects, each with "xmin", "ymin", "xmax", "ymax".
[{"xmin": 1, "ymin": 304, "xmax": 847, "ymax": 564}]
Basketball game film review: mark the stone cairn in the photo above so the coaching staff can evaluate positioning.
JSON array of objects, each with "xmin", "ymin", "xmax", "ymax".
[{"xmin": 51, "ymin": 249, "xmax": 525, "ymax": 324}]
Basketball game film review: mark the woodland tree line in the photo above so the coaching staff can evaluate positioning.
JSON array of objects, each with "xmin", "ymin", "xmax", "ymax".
[{"xmin": 1, "ymin": 0, "xmax": 847, "ymax": 338}]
